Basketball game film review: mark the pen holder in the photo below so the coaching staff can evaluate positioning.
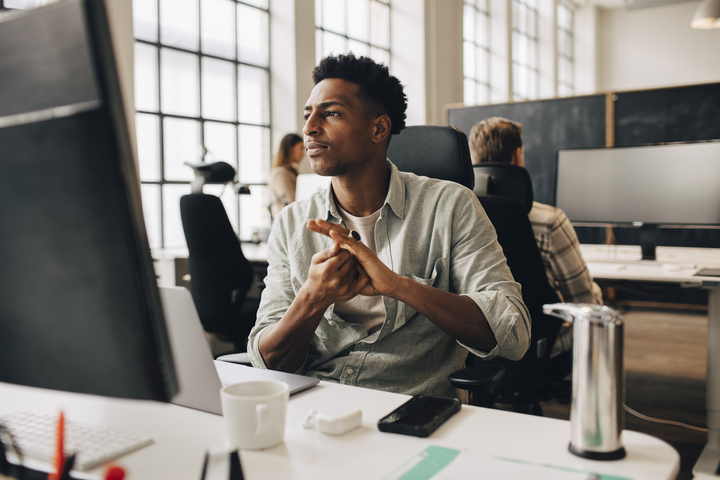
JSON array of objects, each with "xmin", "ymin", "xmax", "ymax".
[{"xmin": 199, "ymin": 448, "xmax": 244, "ymax": 480}]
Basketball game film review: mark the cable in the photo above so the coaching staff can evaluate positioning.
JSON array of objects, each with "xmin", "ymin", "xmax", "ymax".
[{"xmin": 623, "ymin": 404, "xmax": 708, "ymax": 432}]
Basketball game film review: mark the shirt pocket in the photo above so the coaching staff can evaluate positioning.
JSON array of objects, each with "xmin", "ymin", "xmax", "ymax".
[{"xmin": 401, "ymin": 257, "xmax": 450, "ymax": 324}]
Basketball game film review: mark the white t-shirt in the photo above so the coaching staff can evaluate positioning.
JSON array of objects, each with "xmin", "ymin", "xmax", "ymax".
[{"xmin": 333, "ymin": 206, "xmax": 386, "ymax": 333}]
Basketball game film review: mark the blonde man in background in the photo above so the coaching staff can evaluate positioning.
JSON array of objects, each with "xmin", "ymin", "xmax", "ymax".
[{"xmin": 469, "ymin": 117, "xmax": 602, "ymax": 356}]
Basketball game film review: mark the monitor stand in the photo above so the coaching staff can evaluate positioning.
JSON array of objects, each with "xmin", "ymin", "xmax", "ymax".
[{"xmin": 638, "ymin": 224, "xmax": 658, "ymax": 261}]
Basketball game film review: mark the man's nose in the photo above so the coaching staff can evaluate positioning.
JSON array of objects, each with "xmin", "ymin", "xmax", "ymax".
[{"xmin": 303, "ymin": 111, "xmax": 319, "ymax": 136}]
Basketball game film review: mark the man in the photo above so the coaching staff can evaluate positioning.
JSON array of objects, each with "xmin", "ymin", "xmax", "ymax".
[
  {"xmin": 247, "ymin": 55, "xmax": 530, "ymax": 398},
  {"xmin": 468, "ymin": 116, "xmax": 602, "ymax": 355}
]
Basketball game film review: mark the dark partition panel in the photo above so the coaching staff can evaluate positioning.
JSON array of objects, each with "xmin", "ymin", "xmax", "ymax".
[
  {"xmin": 615, "ymin": 83, "xmax": 720, "ymax": 147},
  {"xmin": 447, "ymin": 95, "xmax": 606, "ymax": 204},
  {"xmin": 447, "ymin": 82, "xmax": 720, "ymax": 247}
]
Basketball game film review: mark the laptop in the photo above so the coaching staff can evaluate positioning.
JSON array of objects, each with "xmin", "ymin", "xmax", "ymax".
[{"xmin": 159, "ymin": 286, "xmax": 319, "ymax": 415}]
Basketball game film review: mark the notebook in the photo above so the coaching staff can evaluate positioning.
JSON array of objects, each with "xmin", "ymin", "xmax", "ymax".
[{"xmin": 159, "ymin": 286, "xmax": 319, "ymax": 415}]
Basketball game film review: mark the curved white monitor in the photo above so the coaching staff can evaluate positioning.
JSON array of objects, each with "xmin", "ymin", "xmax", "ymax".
[{"xmin": 555, "ymin": 142, "xmax": 720, "ymax": 227}]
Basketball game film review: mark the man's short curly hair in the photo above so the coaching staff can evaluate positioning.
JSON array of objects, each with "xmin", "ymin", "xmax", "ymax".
[{"xmin": 312, "ymin": 53, "xmax": 407, "ymax": 135}]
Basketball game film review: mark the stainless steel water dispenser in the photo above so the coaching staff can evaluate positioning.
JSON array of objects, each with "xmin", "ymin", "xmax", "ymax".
[{"xmin": 544, "ymin": 303, "xmax": 626, "ymax": 460}]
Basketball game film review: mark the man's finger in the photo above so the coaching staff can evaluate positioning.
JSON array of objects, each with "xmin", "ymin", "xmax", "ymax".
[
  {"xmin": 307, "ymin": 218, "xmax": 350, "ymax": 238},
  {"xmin": 328, "ymin": 229, "xmax": 371, "ymax": 260},
  {"xmin": 311, "ymin": 242, "xmax": 341, "ymax": 264}
]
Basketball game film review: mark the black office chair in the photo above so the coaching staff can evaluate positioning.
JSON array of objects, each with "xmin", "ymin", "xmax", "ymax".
[
  {"xmin": 387, "ymin": 126, "xmax": 505, "ymax": 406},
  {"xmin": 388, "ymin": 128, "xmax": 566, "ymax": 413},
  {"xmin": 180, "ymin": 161, "xmax": 259, "ymax": 354},
  {"xmin": 472, "ymin": 163, "xmax": 568, "ymax": 414}
]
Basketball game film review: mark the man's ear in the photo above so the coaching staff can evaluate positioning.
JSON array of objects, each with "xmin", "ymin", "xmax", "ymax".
[
  {"xmin": 511, "ymin": 147, "xmax": 523, "ymax": 167},
  {"xmin": 371, "ymin": 115, "xmax": 392, "ymax": 144}
]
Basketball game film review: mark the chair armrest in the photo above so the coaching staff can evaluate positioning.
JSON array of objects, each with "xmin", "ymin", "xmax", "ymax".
[
  {"xmin": 448, "ymin": 365, "xmax": 505, "ymax": 407},
  {"xmin": 216, "ymin": 352, "xmax": 252, "ymax": 366}
]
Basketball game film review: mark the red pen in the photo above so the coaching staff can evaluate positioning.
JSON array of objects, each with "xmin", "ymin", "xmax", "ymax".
[{"xmin": 48, "ymin": 411, "xmax": 65, "ymax": 480}]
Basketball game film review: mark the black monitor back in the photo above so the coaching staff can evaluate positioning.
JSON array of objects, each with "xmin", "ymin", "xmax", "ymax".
[{"xmin": 0, "ymin": 0, "xmax": 178, "ymax": 401}]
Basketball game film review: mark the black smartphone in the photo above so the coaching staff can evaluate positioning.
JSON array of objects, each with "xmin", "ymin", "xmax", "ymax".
[{"xmin": 377, "ymin": 395, "xmax": 461, "ymax": 437}]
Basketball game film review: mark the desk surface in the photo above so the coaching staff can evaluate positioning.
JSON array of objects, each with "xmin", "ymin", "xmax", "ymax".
[
  {"xmin": 582, "ymin": 244, "xmax": 720, "ymax": 284},
  {"xmin": 582, "ymin": 244, "xmax": 720, "ymax": 477},
  {"xmin": 153, "ymin": 243, "xmax": 269, "ymax": 265},
  {"xmin": 0, "ymin": 381, "xmax": 679, "ymax": 480}
]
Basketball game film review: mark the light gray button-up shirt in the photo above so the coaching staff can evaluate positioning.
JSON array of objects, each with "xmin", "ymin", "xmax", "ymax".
[{"xmin": 247, "ymin": 161, "xmax": 531, "ymax": 398}]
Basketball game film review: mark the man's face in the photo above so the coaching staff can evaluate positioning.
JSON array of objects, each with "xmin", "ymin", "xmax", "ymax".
[{"xmin": 302, "ymin": 78, "xmax": 377, "ymax": 177}]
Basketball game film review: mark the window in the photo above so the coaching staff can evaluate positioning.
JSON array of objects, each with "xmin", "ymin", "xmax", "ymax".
[
  {"xmin": 512, "ymin": 0, "xmax": 539, "ymax": 101},
  {"xmin": 463, "ymin": 0, "xmax": 491, "ymax": 106},
  {"xmin": 557, "ymin": 2, "xmax": 574, "ymax": 97},
  {"xmin": 314, "ymin": 0, "xmax": 391, "ymax": 66},
  {"xmin": 0, "ymin": 0, "xmax": 57, "ymax": 7},
  {"xmin": 133, "ymin": 0, "xmax": 271, "ymax": 247}
]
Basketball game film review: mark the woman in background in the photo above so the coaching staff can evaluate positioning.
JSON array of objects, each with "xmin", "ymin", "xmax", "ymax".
[{"xmin": 269, "ymin": 133, "xmax": 304, "ymax": 220}]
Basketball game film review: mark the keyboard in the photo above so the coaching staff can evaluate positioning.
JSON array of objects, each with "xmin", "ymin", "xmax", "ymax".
[{"xmin": 0, "ymin": 411, "xmax": 153, "ymax": 471}]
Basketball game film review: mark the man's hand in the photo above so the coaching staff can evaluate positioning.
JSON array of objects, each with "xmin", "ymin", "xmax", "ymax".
[
  {"xmin": 302, "ymin": 240, "xmax": 369, "ymax": 306},
  {"xmin": 258, "ymin": 239, "xmax": 369, "ymax": 372},
  {"xmin": 307, "ymin": 218, "xmax": 401, "ymax": 297}
]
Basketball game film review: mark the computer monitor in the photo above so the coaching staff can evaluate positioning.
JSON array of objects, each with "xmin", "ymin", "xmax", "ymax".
[
  {"xmin": 555, "ymin": 141, "xmax": 720, "ymax": 260},
  {"xmin": 0, "ymin": 0, "xmax": 178, "ymax": 400}
]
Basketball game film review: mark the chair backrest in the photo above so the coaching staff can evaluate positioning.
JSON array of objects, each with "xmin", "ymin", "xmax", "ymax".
[
  {"xmin": 473, "ymin": 164, "xmax": 566, "ymax": 407},
  {"xmin": 473, "ymin": 163, "xmax": 534, "ymax": 214},
  {"xmin": 180, "ymin": 194, "xmax": 254, "ymax": 344},
  {"xmin": 387, "ymin": 125, "xmax": 475, "ymax": 190},
  {"xmin": 477, "ymin": 196, "xmax": 562, "ymax": 396}
]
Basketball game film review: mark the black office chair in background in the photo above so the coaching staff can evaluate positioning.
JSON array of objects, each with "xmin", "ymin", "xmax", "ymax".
[
  {"xmin": 180, "ymin": 161, "xmax": 260, "ymax": 355},
  {"xmin": 388, "ymin": 127, "xmax": 567, "ymax": 414},
  {"xmin": 472, "ymin": 163, "xmax": 568, "ymax": 414}
]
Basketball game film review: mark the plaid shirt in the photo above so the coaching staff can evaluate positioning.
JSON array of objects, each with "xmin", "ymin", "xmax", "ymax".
[
  {"xmin": 529, "ymin": 201, "xmax": 602, "ymax": 355},
  {"xmin": 248, "ymin": 161, "xmax": 531, "ymax": 398},
  {"xmin": 529, "ymin": 201, "xmax": 602, "ymax": 305}
]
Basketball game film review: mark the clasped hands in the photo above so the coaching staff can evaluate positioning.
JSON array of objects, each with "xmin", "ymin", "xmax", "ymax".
[{"xmin": 303, "ymin": 218, "xmax": 400, "ymax": 305}]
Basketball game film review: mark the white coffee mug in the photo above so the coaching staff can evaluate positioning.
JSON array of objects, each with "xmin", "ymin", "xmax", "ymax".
[{"xmin": 220, "ymin": 380, "xmax": 289, "ymax": 450}]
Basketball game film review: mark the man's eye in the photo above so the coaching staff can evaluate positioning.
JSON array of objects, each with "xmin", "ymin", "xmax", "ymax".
[{"xmin": 326, "ymin": 111, "xmax": 339, "ymax": 117}]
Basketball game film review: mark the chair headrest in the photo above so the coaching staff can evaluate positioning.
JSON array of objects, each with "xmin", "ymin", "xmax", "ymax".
[
  {"xmin": 185, "ymin": 161, "xmax": 241, "ymax": 194},
  {"xmin": 386, "ymin": 126, "xmax": 475, "ymax": 190},
  {"xmin": 472, "ymin": 163, "xmax": 534, "ymax": 214},
  {"xmin": 186, "ymin": 161, "xmax": 236, "ymax": 184}
]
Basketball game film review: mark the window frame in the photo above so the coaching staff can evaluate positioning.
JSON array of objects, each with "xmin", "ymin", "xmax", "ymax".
[
  {"xmin": 462, "ymin": 0, "xmax": 491, "ymax": 107},
  {"xmin": 556, "ymin": 0, "xmax": 575, "ymax": 97},
  {"xmin": 133, "ymin": 0, "xmax": 272, "ymax": 247},
  {"xmin": 511, "ymin": 0, "xmax": 540, "ymax": 101},
  {"xmin": 314, "ymin": 0, "xmax": 391, "ymax": 67}
]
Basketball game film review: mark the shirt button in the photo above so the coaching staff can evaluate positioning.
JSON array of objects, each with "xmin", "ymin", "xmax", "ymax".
[{"xmin": 347, "ymin": 369, "xmax": 354, "ymax": 375}]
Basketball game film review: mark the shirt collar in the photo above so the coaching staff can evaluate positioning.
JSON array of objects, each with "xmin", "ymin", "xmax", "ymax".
[{"xmin": 322, "ymin": 159, "xmax": 407, "ymax": 222}]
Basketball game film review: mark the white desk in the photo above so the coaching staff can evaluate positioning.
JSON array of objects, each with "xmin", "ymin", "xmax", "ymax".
[
  {"xmin": 0, "ymin": 381, "xmax": 678, "ymax": 480},
  {"xmin": 582, "ymin": 244, "xmax": 720, "ymax": 478}
]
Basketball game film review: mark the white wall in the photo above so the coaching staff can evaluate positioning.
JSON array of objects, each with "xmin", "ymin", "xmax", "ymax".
[
  {"xmin": 574, "ymin": 5, "xmax": 598, "ymax": 95},
  {"xmin": 597, "ymin": 1, "xmax": 720, "ymax": 92},
  {"xmin": 270, "ymin": 0, "xmax": 316, "ymax": 174}
]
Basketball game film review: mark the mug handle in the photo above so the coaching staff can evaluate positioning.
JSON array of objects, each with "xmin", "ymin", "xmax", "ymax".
[{"xmin": 255, "ymin": 403, "xmax": 269, "ymax": 436}]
